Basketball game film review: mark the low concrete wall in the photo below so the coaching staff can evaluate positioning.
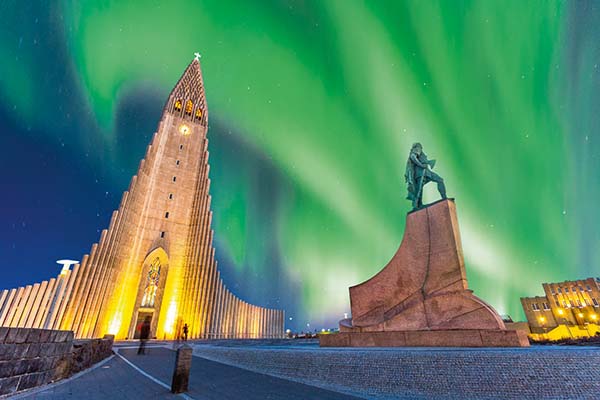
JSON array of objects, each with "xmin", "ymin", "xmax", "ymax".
[
  {"xmin": 192, "ymin": 341, "xmax": 600, "ymax": 399},
  {"xmin": 0, "ymin": 328, "xmax": 113, "ymax": 396}
]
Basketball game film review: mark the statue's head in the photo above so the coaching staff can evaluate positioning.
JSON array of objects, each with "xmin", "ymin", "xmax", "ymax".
[{"xmin": 411, "ymin": 142, "xmax": 423, "ymax": 155}]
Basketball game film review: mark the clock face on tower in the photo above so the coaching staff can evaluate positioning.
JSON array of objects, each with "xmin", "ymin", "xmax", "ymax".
[{"xmin": 179, "ymin": 124, "xmax": 191, "ymax": 136}]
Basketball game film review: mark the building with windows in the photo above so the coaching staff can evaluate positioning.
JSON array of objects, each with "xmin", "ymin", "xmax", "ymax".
[
  {"xmin": 0, "ymin": 56, "xmax": 285, "ymax": 340},
  {"xmin": 521, "ymin": 277, "xmax": 600, "ymax": 339}
]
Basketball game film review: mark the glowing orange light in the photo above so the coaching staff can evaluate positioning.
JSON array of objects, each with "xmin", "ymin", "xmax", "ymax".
[
  {"xmin": 164, "ymin": 301, "xmax": 177, "ymax": 335},
  {"xmin": 108, "ymin": 312, "xmax": 122, "ymax": 335},
  {"xmin": 179, "ymin": 124, "xmax": 190, "ymax": 136},
  {"xmin": 557, "ymin": 309, "xmax": 564, "ymax": 315}
]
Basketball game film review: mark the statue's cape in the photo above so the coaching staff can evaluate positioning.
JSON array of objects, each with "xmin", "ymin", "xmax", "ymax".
[{"xmin": 405, "ymin": 152, "xmax": 429, "ymax": 200}]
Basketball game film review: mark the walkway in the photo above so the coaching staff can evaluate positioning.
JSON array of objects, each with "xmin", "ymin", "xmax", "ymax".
[{"xmin": 16, "ymin": 344, "xmax": 361, "ymax": 400}]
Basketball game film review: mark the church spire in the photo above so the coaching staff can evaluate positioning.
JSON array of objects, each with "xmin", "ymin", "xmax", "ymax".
[{"xmin": 164, "ymin": 53, "xmax": 207, "ymax": 125}]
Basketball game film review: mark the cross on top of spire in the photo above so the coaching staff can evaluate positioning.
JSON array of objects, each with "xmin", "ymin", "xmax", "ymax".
[{"xmin": 194, "ymin": 52, "xmax": 201, "ymax": 61}]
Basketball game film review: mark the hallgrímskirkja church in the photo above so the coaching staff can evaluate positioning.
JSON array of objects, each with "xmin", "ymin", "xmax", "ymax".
[{"xmin": 0, "ymin": 56, "xmax": 284, "ymax": 340}]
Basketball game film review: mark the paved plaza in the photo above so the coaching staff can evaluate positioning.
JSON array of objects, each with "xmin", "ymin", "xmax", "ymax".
[
  {"xmin": 14, "ymin": 343, "xmax": 360, "ymax": 399},
  {"xmin": 10, "ymin": 340, "xmax": 600, "ymax": 399}
]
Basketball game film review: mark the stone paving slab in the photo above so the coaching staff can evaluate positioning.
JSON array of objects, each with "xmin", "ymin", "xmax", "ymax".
[
  {"xmin": 15, "ymin": 355, "xmax": 177, "ymax": 399},
  {"xmin": 118, "ymin": 346, "xmax": 362, "ymax": 400}
]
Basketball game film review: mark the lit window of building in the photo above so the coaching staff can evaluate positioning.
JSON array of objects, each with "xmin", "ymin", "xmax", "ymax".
[
  {"xmin": 185, "ymin": 100, "xmax": 193, "ymax": 115},
  {"xmin": 174, "ymin": 99, "xmax": 182, "ymax": 112},
  {"xmin": 141, "ymin": 257, "xmax": 161, "ymax": 308}
]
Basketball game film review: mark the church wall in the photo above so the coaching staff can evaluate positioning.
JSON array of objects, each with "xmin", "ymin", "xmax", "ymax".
[{"xmin": 1, "ymin": 58, "xmax": 285, "ymax": 340}]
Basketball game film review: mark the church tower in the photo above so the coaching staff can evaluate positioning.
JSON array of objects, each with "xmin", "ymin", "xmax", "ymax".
[{"xmin": 0, "ymin": 56, "xmax": 285, "ymax": 340}]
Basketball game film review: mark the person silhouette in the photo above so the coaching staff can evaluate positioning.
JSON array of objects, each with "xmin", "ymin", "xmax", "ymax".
[
  {"xmin": 138, "ymin": 316, "xmax": 151, "ymax": 355},
  {"xmin": 182, "ymin": 323, "xmax": 188, "ymax": 341}
]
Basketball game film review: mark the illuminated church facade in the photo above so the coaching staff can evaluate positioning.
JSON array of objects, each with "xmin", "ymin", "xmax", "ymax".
[{"xmin": 0, "ymin": 56, "xmax": 285, "ymax": 340}]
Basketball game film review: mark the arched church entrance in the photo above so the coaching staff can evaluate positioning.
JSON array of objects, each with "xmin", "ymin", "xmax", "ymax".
[{"xmin": 128, "ymin": 247, "xmax": 169, "ymax": 339}]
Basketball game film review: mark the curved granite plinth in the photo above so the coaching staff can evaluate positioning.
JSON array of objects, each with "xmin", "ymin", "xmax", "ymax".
[{"xmin": 322, "ymin": 199, "xmax": 529, "ymax": 347}]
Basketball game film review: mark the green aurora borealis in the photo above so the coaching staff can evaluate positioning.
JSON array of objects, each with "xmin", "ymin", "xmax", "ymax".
[{"xmin": 1, "ymin": 1, "xmax": 600, "ymax": 330}]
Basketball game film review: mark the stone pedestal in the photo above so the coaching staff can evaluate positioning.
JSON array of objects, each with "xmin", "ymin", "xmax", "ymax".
[
  {"xmin": 171, "ymin": 344, "xmax": 192, "ymax": 393},
  {"xmin": 320, "ymin": 199, "xmax": 529, "ymax": 347}
]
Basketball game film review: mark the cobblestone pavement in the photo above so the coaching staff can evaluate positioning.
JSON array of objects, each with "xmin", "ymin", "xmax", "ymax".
[
  {"xmin": 117, "ymin": 346, "xmax": 362, "ymax": 400},
  {"xmin": 190, "ymin": 340, "xmax": 600, "ymax": 400}
]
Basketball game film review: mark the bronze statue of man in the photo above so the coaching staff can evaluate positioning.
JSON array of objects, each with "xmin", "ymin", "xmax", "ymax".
[{"xmin": 405, "ymin": 143, "xmax": 446, "ymax": 209}]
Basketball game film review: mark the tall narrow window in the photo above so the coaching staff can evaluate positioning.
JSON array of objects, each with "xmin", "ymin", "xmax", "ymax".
[
  {"xmin": 174, "ymin": 99, "xmax": 182, "ymax": 112},
  {"xmin": 169, "ymin": 193, "xmax": 173, "ymax": 200},
  {"xmin": 185, "ymin": 100, "xmax": 193, "ymax": 115},
  {"xmin": 165, "ymin": 212, "xmax": 169, "ymax": 219},
  {"xmin": 160, "ymin": 231, "xmax": 165, "ymax": 238},
  {"xmin": 173, "ymin": 176, "xmax": 176, "ymax": 182},
  {"xmin": 593, "ymin": 298, "xmax": 599, "ymax": 307},
  {"xmin": 195, "ymin": 108, "xmax": 203, "ymax": 120},
  {"xmin": 141, "ymin": 257, "xmax": 161, "ymax": 307},
  {"xmin": 179, "ymin": 144, "xmax": 184, "ymax": 150},
  {"xmin": 176, "ymin": 160, "xmax": 180, "ymax": 166}
]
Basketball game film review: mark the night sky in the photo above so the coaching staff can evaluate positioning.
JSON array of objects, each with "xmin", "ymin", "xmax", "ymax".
[{"xmin": 2, "ymin": 1, "xmax": 600, "ymax": 332}]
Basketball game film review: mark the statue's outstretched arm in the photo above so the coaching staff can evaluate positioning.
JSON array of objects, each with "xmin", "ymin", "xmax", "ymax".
[{"xmin": 410, "ymin": 153, "xmax": 427, "ymax": 168}]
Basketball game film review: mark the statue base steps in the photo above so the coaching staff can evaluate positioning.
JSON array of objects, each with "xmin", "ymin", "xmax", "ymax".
[{"xmin": 320, "ymin": 329, "xmax": 529, "ymax": 347}]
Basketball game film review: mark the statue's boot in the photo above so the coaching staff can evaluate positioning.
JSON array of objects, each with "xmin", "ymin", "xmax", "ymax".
[{"xmin": 438, "ymin": 180, "xmax": 447, "ymax": 199}]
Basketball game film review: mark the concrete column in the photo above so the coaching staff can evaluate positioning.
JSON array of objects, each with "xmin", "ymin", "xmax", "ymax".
[
  {"xmin": 171, "ymin": 344, "xmax": 192, "ymax": 393},
  {"xmin": 19, "ymin": 283, "xmax": 40, "ymax": 327}
]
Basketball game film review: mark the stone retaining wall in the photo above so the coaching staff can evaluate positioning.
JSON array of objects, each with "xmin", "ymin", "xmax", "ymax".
[
  {"xmin": 71, "ymin": 337, "xmax": 114, "ymax": 375},
  {"xmin": 192, "ymin": 342, "xmax": 600, "ymax": 399},
  {"xmin": 0, "ymin": 327, "xmax": 113, "ymax": 396}
]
